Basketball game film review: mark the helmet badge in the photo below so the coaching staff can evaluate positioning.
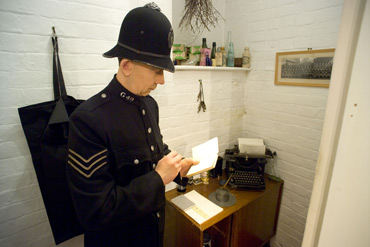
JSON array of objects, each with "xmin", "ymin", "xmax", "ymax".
[{"xmin": 168, "ymin": 27, "xmax": 174, "ymax": 50}]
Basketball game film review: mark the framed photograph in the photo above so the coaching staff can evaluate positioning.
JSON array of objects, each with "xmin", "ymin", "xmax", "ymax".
[{"xmin": 275, "ymin": 49, "xmax": 335, "ymax": 87}]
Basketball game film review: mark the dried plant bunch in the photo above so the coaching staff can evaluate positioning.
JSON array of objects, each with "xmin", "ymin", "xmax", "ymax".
[
  {"xmin": 179, "ymin": 0, "xmax": 224, "ymax": 35},
  {"xmin": 197, "ymin": 79, "xmax": 206, "ymax": 113}
]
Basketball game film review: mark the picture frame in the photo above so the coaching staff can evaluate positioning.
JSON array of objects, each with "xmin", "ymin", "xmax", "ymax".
[{"xmin": 275, "ymin": 49, "xmax": 335, "ymax": 87}]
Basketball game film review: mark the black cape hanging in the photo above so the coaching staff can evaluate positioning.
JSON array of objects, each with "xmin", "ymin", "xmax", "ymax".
[{"xmin": 18, "ymin": 27, "xmax": 84, "ymax": 244}]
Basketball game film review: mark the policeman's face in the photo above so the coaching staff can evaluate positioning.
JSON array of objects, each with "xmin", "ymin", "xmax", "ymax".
[{"xmin": 131, "ymin": 62, "xmax": 165, "ymax": 96}]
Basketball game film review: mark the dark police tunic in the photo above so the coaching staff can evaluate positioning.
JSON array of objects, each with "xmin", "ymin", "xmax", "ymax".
[{"xmin": 66, "ymin": 75, "xmax": 178, "ymax": 247}]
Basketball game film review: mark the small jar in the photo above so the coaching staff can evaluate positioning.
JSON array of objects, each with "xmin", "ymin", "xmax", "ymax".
[
  {"xmin": 242, "ymin": 47, "xmax": 251, "ymax": 68},
  {"xmin": 201, "ymin": 171, "xmax": 209, "ymax": 184},
  {"xmin": 203, "ymin": 232, "xmax": 212, "ymax": 247}
]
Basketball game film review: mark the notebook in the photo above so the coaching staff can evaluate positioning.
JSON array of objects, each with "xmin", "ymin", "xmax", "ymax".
[{"xmin": 185, "ymin": 137, "xmax": 219, "ymax": 177}]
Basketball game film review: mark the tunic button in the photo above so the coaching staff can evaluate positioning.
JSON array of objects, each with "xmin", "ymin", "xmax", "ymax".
[
  {"xmin": 151, "ymin": 145, "xmax": 154, "ymax": 151},
  {"xmin": 101, "ymin": 93, "xmax": 107, "ymax": 98},
  {"xmin": 156, "ymin": 212, "xmax": 160, "ymax": 218},
  {"xmin": 148, "ymin": 127, "xmax": 152, "ymax": 134},
  {"xmin": 134, "ymin": 159, "xmax": 139, "ymax": 165},
  {"xmin": 142, "ymin": 109, "xmax": 146, "ymax": 115}
]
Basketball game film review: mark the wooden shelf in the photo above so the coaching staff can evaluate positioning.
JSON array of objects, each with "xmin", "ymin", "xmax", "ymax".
[{"xmin": 175, "ymin": 65, "xmax": 251, "ymax": 71}]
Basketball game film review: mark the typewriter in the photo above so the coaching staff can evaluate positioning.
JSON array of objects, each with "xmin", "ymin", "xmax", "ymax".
[{"xmin": 225, "ymin": 145, "xmax": 274, "ymax": 190}]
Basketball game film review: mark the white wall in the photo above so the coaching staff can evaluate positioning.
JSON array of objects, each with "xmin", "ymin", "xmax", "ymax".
[
  {"xmin": 0, "ymin": 0, "xmax": 345, "ymax": 246},
  {"xmin": 156, "ymin": 70, "xmax": 246, "ymax": 157},
  {"xmin": 223, "ymin": 0, "xmax": 344, "ymax": 246},
  {"xmin": 0, "ymin": 0, "xmax": 171, "ymax": 246}
]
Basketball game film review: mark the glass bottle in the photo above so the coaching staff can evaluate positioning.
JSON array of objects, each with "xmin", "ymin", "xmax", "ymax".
[
  {"xmin": 227, "ymin": 31, "xmax": 234, "ymax": 67},
  {"xmin": 221, "ymin": 46, "xmax": 226, "ymax": 67},
  {"xmin": 211, "ymin": 42, "xmax": 216, "ymax": 59},
  {"xmin": 202, "ymin": 38, "xmax": 208, "ymax": 48},
  {"xmin": 242, "ymin": 47, "xmax": 251, "ymax": 68},
  {"xmin": 206, "ymin": 54, "xmax": 211, "ymax": 66},
  {"xmin": 215, "ymin": 47, "xmax": 222, "ymax": 67}
]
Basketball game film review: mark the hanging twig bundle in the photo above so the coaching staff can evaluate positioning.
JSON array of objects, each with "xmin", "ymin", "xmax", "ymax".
[
  {"xmin": 197, "ymin": 79, "xmax": 206, "ymax": 113},
  {"xmin": 179, "ymin": 0, "xmax": 224, "ymax": 35}
]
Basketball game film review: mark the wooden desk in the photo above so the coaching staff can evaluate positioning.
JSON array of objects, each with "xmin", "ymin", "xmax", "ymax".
[{"xmin": 164, "ymin": 174, "xmax": 283, "ymax": 247}]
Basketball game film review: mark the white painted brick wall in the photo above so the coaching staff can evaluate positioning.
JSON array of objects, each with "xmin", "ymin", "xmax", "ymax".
[
  {"xmin": 0, "ymin": 0, "xmax": 171, "ymax": 246},
  {"xmin": 0, "ymin": 0, "xmax": 344, "ymax": 246},
  {"xmin": 154, "ymin": 70, "xmax": 246, "ymax": 157},
  {"xmin": 225, "ymin": 0, "xmax": 344, "ymax": 246}
]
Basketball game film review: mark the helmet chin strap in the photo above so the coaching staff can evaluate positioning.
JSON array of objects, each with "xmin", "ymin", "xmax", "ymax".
[{"xmin": 117, "ymin": 41, "xmax": 170, "ymax": 58}]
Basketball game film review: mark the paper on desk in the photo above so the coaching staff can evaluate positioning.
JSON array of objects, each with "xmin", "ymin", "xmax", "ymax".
[
  {"xmin": 185, "ymin": 137, "xmax": 219, "ymax": 177},
  {"xmin": 171, "ymin": 190, "xmax": 223, "ymax": 224}
]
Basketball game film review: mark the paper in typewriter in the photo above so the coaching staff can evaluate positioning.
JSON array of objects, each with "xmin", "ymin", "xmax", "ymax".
[{"xmin": 185, "ymin": 137, "xmax": 219, "ymax": 177}]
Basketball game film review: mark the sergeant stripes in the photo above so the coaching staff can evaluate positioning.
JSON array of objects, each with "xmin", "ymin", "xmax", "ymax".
[{"xmin": 68, "ymin": 149, "xmax": 108, "ymax": 178}]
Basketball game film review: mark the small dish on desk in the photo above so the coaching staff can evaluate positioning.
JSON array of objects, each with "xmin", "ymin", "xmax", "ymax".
[{"xmin": 208, "ymin": 188, "xmax": 236, "ymax": 207}]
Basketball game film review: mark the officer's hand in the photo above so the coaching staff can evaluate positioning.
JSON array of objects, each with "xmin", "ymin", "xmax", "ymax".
[
  {"xmin": 155, "ymin": 151, "xmax": 182, "ymax": 185},
  {"xmin": 180, "ymin": 158, "xmax": 200, "ymax": 177}
]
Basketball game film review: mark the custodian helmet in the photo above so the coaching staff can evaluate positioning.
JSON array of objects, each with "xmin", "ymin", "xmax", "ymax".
[{"xmin": 103, "ymin": 3, "xmax": 175, "ymax": 72}]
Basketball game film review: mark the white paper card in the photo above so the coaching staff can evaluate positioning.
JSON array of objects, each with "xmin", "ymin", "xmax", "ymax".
[{"xmin": 171, "ymin": 190, "xmax": 223, "ymax": 224}]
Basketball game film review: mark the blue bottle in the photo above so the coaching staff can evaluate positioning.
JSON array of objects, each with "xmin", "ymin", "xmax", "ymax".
[{"xmin": 206, "ymin": 54, "xmax": 211, "ymax": 66}]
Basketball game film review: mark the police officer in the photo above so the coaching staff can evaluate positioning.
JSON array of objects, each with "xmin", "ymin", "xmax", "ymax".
[{"xmin": 66, "ymin": 3, "xmax": 198, "ymax": 247}]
